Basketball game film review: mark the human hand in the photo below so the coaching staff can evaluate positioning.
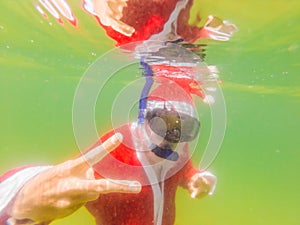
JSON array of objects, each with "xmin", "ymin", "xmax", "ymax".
[
  {"xmin": 9, "ymin": 133, "xmax": 141, "ymax": 224},
  {"xmin": 83, "ymin": 0, "xmax": 135, "ymax": 36},
  {"xmin": 198, "ymin": 15, "xmax": 237, "ymax": 41},
  {"xmin": 187, "ymin": 171, "xmax": 217, "ymax": 199}
]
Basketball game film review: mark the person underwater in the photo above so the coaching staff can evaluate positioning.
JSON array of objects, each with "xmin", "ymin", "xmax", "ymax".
[
  {"xmin": 85, "ymin": 76, "xmax": 217, "ymax": 225},
  {"xmin": 0, "ymin": 0, "xmax": 237, "ymax": 224}
]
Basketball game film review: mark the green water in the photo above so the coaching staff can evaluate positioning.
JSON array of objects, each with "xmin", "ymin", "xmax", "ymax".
[{"xmin": 1, "ymin": 1, "xmax": 299, "ymax": 225}]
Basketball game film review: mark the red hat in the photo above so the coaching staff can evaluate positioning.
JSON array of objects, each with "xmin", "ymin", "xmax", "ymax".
[{"xmin": 147, "ymin": 77, "xmax": 197, "ymax": 117}]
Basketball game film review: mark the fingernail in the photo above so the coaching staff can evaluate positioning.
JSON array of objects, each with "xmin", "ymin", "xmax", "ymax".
[{"xmin": 128, "ymin": 181, "xmax": 141, "ymax": 192}]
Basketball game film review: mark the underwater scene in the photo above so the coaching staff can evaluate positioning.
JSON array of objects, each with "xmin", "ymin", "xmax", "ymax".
[{"xmin": 0, "ymin": 0, "xmax": 299, "ymax": 224}]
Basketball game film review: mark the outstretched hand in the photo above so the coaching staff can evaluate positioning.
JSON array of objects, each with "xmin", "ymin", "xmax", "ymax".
[
  {"xmin": 9, "ymin": 133, "xmax": 141, "ymax": 224},
  {"xmin": 198, "ymin": 15, "xmax": 237, "ymax": 41},
  {"xmin": 83, "ymin": 0, "xmax": 135, "ymax": 36},
  {"xmin": 188, "ymin": 171, "xmax": 217, "ymax": 199}
]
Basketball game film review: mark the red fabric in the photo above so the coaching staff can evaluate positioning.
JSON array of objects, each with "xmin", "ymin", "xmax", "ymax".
[
  {"xmin": 94, "ymin": 0, "xmax": 202, "ymax": 45},
  {"xmin": 100, "ymin": 15, "xmax": 165, "ymax": 46},
  {"xmin": 152, "ymin": 65, "xmax": 205, "ymax": 99},
  {"xmin": 149, "ymin": 65, "xmax": 206, "ymax": 104},
  {"xmin": 85, "ymin": 124, "xmax": 198, "ymax": 225}
]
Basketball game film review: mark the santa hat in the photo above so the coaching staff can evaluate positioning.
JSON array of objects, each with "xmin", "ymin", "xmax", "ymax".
[{"xmin": 146, "ymin": 77, "xmax": 198, "ymax": 117}]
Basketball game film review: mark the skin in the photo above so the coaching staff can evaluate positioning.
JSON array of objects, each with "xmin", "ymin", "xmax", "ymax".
[
  {"xmin": 9, "ymin": 133, "xmax": 142, "ymax": 224},
  {"xmin": 188, "ymin": 172, "xmax": 216, "ymax": 199},
  {"xmin": 84, "ymin": 0, "xmax": 135, "ymax": 36}
]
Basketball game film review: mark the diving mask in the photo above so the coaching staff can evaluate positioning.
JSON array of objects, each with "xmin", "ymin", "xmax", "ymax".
[{"xmin": 145, "ymin": 108, "xmax": 200, "ymax": 144}]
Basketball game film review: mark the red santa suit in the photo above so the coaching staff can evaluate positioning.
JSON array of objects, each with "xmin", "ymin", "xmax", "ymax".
[
  {"xmin": 0, "ymin": 125, "xmax": 198, "ymax": 225},
  {"xmin": 0, "ymin": 79, "xmax": 217, "ymax": 225},
  {"xmin": 85, "ymin": 123, "xmax": 199, "ymax": 225},
  {"xmin": 85, "ymin": 77, "xmax": 205, "ymax": 225}
]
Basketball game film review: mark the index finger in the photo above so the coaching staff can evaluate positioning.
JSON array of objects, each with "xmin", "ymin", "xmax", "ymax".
[
  {"xmin": 85, "ymin": 132, "xmax": 123, "ymax": 165},
  {"xmin": 72, "ymin": 133, "xmax": 123, "ymax": 169}
]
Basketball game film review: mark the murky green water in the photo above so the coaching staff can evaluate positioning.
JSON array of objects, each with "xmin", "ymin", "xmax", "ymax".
[{"xmin": 1, "ymin": 1, "xmax": 299, "ymax": 224}]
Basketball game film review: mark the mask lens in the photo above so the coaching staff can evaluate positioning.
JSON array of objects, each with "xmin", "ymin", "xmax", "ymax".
[{"xmin": 146, "ymin": 108, "xmax": 200, "ymax": 143}]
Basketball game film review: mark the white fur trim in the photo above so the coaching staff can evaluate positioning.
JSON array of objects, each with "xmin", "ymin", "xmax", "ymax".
[
  {"xmin": 147, "ymin": 100, "xmax": 196, "ymax": 117},
  {"xmin": 0, "ymin": 166, "xmax": 52, "ymax": 214}
]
